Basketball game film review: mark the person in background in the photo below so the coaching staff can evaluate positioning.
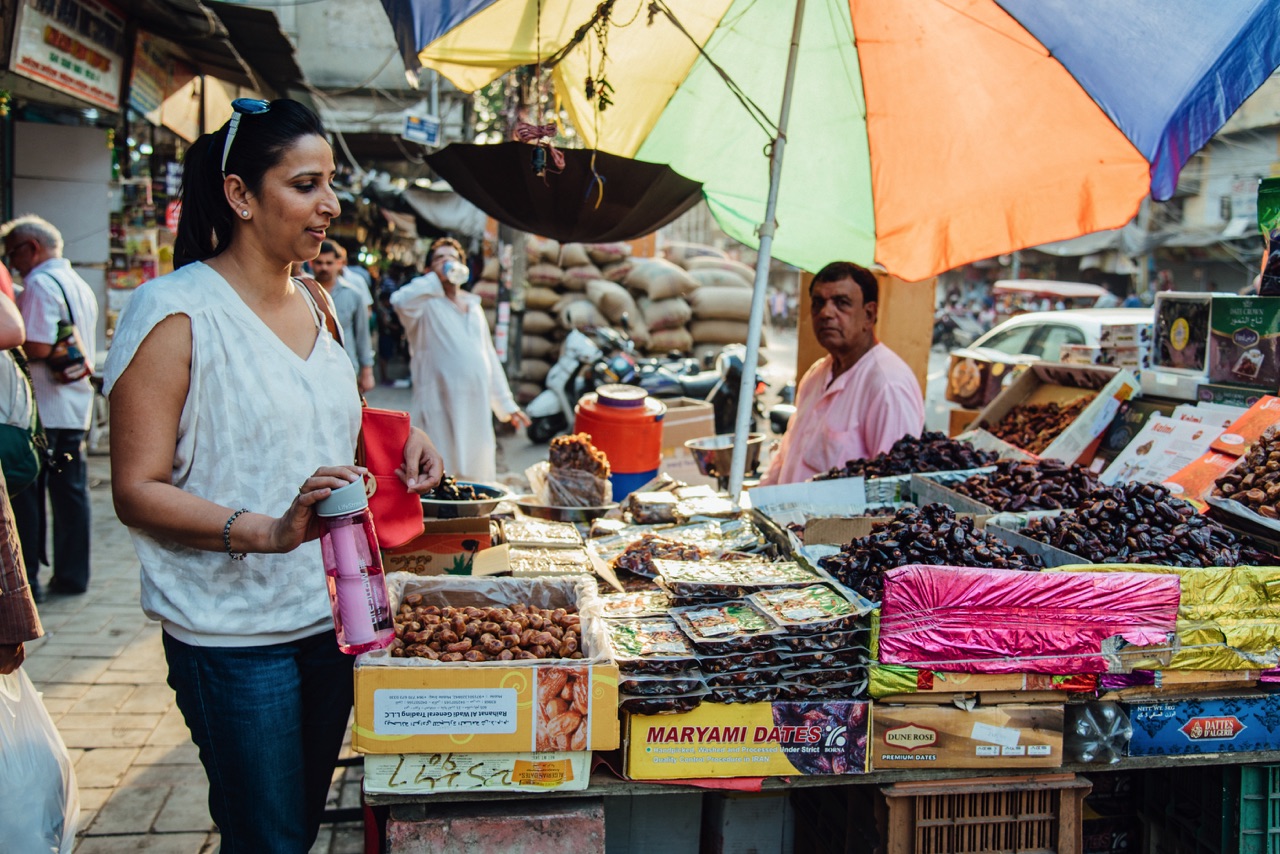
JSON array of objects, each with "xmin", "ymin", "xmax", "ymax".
[
  {"xmin": 759, "ymin": 260, "xmax": 924, "ymax": 485},
  {"xmin": 0, "ymin": 215, "xmax": 98, "ymax": 599},
  {"xmin": 312, "ymin": 241, "xmax": 375, "ymax": 392},
  {"xmin": 392, "ymin": 237, "xmax": 530, "ymax": 482},
  {"xmin": 104, "ymin": 98, "xmax": 442, "ymax": 852}
]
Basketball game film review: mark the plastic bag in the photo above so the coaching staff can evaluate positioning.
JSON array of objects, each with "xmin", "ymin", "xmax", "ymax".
[
  {"xmin": 1259, "ymin": 178, "xmax": 1280, "ymax": 296},
  {"xmin": 0, "ymin": 668, "xmax": 79, "ymax": 853},
  {"xmin": 526, "ymin": 461, "xmax": 613, "ymax": 507}
]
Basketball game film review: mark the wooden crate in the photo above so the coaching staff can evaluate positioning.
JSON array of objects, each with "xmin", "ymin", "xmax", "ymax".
[{"xmin": 881, "ymin": 774, "xmax": 1093, "ymax": 854}]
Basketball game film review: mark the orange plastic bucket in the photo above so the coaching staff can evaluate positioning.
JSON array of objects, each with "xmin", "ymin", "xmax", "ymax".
[{"xmin": 574, "ymin": 384, "xmax": 667, "ymax": 498}]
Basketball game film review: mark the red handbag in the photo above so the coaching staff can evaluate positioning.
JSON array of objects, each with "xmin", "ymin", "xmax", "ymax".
[{"xmin": 299, "ymin": 278, "xmax": 425, "ymax": 549}]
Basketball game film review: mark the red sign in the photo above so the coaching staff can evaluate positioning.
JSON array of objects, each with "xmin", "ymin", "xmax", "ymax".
[
  {"xmin": 165, "ymin": 200, "xmax": 182, "ymax": 233},
  {"xmin": 1179, "ymin": 716, "xmax": 1245, "ymax": 741}
]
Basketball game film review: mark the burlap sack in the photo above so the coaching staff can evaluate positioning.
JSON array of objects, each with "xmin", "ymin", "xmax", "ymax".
[
  {"xmin": 523, "ymin": 311, "xmax": 557, "ymax": 336},
  {"xmin": 586, "ymin": 279, "xmax": 640, "ymax": 325},
  {"xmin": 638, "ymin": 296, "xmax": 692, "ymax": 331},
  {"xmin": 690, "ymin": 319, "xmax": 750, "ymax": 344},
  {"xmin": 472, "ymin": 280, "xmax": 499, "ymax": 307},
  {"xmin": 520, "ymin": 359, "xmax": 552, "ymax": 383},
  {"xmin": 525, "ymin": 236, "xmax": 561, "ymax": 265},
  {"xmin": 557, "ymin": 299, "xmax": 607, "ymax": 330},
  {"xmin": 525, "ymin": 286, "xmax": 561, "ymax": 311},
  {"xmin": 527, "ymin": 263, "xmax": 565, "ymax": 287},
  {"xmin": 625, "ymin": 258, "xmax": 698, "ymax": 300},
  {"xmin": 559, "ymin": 243, "xmax": 591, "ymax": 268},
  {"xmin": 689, "ymin": 267, "xmax": 752, "ymax": 291},
  {"xmin": 647, "ymin": 327, "xmax": 694, "ymax": 353},
  {"xmin": 686, "ymin": 256, "xmax": 756, "ymax": 281},
  {"xmin": 601, "ymin": 259, "xmax": 635, "ymax": 283},
  {"xmin": 688, "ymin": 285, "xmax": 754, "ymax": 321},
  {"xmin": 515, "ymin": 381, "xmax": 543, "ymax": 404},
  {"xmin": 482, "ymin": 257, "xmax": 499, "ymax": 280},
  {"xmin": 587, "ymin": 242, "xmax": 632, "ymax": 266},
  {"xmin": 561, "ymin": 264, "xmax": 602, "ymax": 291},
  {"xmin": 663, "ymin": 241, "xmax": 727, "ymax": 268},
  {"xmin": 522, "ymin": 335, "xmax": 557, "ymax": 360}
]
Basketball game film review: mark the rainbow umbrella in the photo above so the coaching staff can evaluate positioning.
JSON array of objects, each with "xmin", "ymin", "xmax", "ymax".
[{"xmin": 380, "ymin": 0, "xmax": 1280, "ymax": 491}]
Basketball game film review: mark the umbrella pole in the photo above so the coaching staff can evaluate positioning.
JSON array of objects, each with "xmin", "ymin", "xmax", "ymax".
[{"xmin": 728, "ymin": 0, "xmax": 806, "ymax": 499}]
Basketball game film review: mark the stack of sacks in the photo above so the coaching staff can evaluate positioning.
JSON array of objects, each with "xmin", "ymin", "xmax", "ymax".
[{"xmin": 685, "ymin": 256, "xmax": 757, "ymax": 363}]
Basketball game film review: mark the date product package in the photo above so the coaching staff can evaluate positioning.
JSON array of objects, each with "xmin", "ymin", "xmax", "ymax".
[{"xmin": 1209, "ymin": 295, "xmax": 1280, "ymax": 391}]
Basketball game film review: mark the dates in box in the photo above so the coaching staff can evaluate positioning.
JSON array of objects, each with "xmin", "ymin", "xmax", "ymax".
[{"xmin": 1209, "ymin": 295, "xmax": 1280, "ymax": 391}]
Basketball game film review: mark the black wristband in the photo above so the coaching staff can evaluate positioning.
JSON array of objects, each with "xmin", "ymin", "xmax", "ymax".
[{"xmin": 223, "ymin": 508, "xmax": 249, "ymax": 561}]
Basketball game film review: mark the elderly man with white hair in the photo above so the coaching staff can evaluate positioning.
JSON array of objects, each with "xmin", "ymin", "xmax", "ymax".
[{"xmin": 0, "ymin": 214, "xmax": 99, "ymax": 600}]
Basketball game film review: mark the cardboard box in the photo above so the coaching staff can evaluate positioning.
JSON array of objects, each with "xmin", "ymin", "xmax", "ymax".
[
  {"xmin": 1153, "ymin": 292, "xmax": 1212, "ymax": 376},
  {"xmin": 973, "ymin": 363, "xmax": 1139, "ymax": 465},
  {"xmin": 381, "ymin": 517, "xmax": 493, "ymax": 575},
  {"xmin": 659, "ymin": 397, "xmax": 717, "ymax": 487},
  {"xmin": 1099, "ymin": 322, "xmax": 1154, "ymax": 347},
  {"xmin": 1142, "ymin": 368, "xmax": 1202, "ymax": 402},
  {"xmin": 909, "ymin": 471, "xmax": 998, "ymax": 515},
  {"xmin": 1209, "ymin": 295, "xmax": 1280, "ymax": 390},
  {"xmin": 945, "ymin": 353, "xmax": 1015, "ymax": 409},
  {"xmin": 870, "ymin": 703, "xmax": 1065, "ymax": 770},
  {"xmin": 362, "ymin": 751, "xmax": 590, "ymax": 794},
  {"xmin": 623, "ymin": 701, "xmax": 870, "ymax": 780},
  {"xmin": 1060, "ymin": 344, "xmax": 1150, "ymax": 369},
  {"xmin": 1210, "ymin": 394, "xmax": 1280, "ymax": 455},
  {"xmin": 1124, "ymin": 692, "xmax": 1280, "ymax": 756},
  {"xmin": 1091, "ymin": 398, "xmax": 1180, "ymax": 471},
  {"xmin": 984, "ymin": 517, "xmax": 1087, "ymax": 568},
  {"xmin": 1161, "ymin": 450, "xmax": 1238, "ymax": 510},
  {"xmin": 1199, "ymin": 381, "xmax": 1270, "ymax": 409},
  {"xmin": 869, "ymin": 665, "xmax": 1093, "ymax": 698},
  {"xmin": 605, "ymin": 794, "xmax": 703, "ymax": 854},
  {"xmin": 1096, "ymin": 669, "xmax": 1258, "ymax": 701},
  {"xmin": 949, "ymin": 407, "xmax": 980, "ymax": 437},
  {"xmin": 748, "ymin": 477, "xmax": 868, "ymax": 529},
  {"xmin": 353, "ymin": 576, "xmax": 620, "ymax": 754},
  {"xmin": 702, "ymin": 793, "xmax": 795, "ymax": 854}
]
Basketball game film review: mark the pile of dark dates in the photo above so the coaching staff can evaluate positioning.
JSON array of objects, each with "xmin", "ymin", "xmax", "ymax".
[
  {"xmin": 818, "ymin": 503, "xmax": 1042, "ymax": 601},
  {"xmin": 950, "ymin": 458, "xmax": 1100, "ymax": 511},
  {"xmin": 814, "ymin": 431, "xmax": 997, "ymax": 480},
  {"xmin": 1024, "ymin": 481, "xmax": 1270, "ymax": 567},
  {"xmin": 1213, "ymin": 427, "xmax": 1280, "ymax": 519},
  {"xmin": 428, "ymin": 474, "xmax": 481, "ymax": 501},
  {"xmin": 983, "ymin": 397, "xmax": 1093, "ymax": 454}
]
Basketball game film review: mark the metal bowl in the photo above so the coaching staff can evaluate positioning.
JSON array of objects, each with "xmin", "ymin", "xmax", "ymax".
[
  {"xmin": 513, "ymin": 496, "xmax": 619, "ymax": 523},
  {"xmin": 420, "ymin": 482, "xmax": 509, "ymax": 519},
  {"xmin": 684, "ymin": 433, "xmax": 765, "ymax": 481}
]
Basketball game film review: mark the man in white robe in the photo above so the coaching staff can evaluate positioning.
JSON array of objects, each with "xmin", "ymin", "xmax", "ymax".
[{"xmin": 391, "ymin": 238, "xmax": 529, "ymax": 482}]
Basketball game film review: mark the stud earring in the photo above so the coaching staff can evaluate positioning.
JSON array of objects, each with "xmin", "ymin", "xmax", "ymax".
[{"xmin": 240, "ymin": 210, "xmax": 250, "ymax": 218}]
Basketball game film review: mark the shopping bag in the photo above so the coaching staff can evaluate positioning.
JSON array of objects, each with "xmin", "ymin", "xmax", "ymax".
[
  {"xmin": 358, "ymin": 406, "xmax": 425, "ymax": 549},
  {"xmin": 0, "ymin": 667, "xmax": 80, "ymax": 853}
]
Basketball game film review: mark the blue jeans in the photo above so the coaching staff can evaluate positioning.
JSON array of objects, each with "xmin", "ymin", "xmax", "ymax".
[
  {"xmin": 163, "ymin": 630, "xmax": 354, "ymax": 853},
  {"xmin": 12, "ymin": 428, "xmax": 90, "ymax": 592}
]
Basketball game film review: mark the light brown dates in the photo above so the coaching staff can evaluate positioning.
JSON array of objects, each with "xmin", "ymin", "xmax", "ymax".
[{"xmin": 389, "ymin": 599, "xmax": 585, "ymax": 661}]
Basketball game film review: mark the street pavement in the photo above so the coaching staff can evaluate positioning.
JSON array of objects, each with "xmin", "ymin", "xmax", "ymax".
[{"xmin": 21, "ymin": 327, "xmax": 945, "ymax": 852}]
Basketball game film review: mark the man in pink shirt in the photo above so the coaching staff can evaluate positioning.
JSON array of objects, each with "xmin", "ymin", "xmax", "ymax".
[{"xmin": 760, "ymin": 261, "xmax": 924, "ymax": 485}]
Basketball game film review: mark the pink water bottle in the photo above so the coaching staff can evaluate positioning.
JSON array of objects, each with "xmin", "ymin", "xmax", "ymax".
[{"xmin": 316, "ymin": 479, "xmax": 394, "ymax": 654}]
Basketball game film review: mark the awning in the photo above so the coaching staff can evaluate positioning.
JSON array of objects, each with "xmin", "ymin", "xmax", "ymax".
[
  {"xmin": 117, "ymin": 0, "xmax": 303, "ymax": 97},
  {"xmin": 992, "ymin": 280, "xmax": 1110, "ymax": 300},
  {"xmin": 402, "ymin": 185, "xmax": 488, "ymax": 242}
]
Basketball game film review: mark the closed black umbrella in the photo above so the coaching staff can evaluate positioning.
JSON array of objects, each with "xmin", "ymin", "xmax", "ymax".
[{"xmin": 425, "ymin": 142, "xmax": 703, "ymax": 243}]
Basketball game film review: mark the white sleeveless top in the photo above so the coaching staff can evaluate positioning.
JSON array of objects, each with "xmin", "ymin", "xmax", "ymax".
[{"xmin": 103, "ymin": 262, "xmax": 362, "ymax": 647}]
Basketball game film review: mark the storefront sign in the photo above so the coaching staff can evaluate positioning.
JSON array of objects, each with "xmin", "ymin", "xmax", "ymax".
[
  {"xmin": 128, "ymin": 31, "xmax": 170, "ymax": 124},
  {"xmin": 403, "ymin": 114, "xmax": 440, "ymax": 146},
  {"xmin": 10, "ymin": 0, "xmax": 125, "ymax": 111}
]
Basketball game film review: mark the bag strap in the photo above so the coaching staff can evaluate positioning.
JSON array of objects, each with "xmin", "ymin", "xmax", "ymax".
[
  {"xmin": 295, "ymin": 276, "xmax": 342, "ymax": 346},
  {"xmin": 40, "ymin": 268, "xmax": 78, "ymax": 329}
]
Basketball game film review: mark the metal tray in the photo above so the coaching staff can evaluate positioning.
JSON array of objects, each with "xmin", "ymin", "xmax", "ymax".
[
  {"xmin": 420, "ymin": 482, "xmax": 508, "ymax": 519},
  {"xmin": 514, "ymin": 496, "xmax": 618, "ymax": 523}
]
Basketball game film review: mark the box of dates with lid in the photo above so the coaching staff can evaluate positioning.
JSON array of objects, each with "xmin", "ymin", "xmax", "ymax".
[{"xmin": 352, "ymin": 574, "xmax": 619, "ymax": 754}]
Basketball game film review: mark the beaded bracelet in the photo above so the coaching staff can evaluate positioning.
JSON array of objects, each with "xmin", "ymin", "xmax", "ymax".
[{"xmin": 223, "ymin": 508, "xmax": 249, "ymax": 561}]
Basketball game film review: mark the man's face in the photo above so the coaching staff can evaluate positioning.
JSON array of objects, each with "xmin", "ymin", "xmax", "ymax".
[
  {"xmin": 311, "ymin": 250, "xmax": 339, "ymax": 285},
  {"xmin": 2, "ymin": 237, "xmax": 39, "ymax": 276},
  {"xmin": 811, "ymin": 276, "xmax": 876, "ymax": 357},
  {"xmin": 431, "ymin": 246, "xmax": 460, "ymax": 279}
]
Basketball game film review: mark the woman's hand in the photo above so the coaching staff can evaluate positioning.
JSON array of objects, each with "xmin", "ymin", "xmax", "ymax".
[
  {"xmin": 266, "ymin": 465, "xmax": 366, "ymax": 551},
  {"xmin": 397, "ymin": 428, "xmax": 443, "ymax": 493}
]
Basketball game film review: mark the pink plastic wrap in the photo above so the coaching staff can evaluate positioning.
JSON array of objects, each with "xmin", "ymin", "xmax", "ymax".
[{"xmin": 878, "ymin": 565, "xmax": 1181, "ymax": 674}]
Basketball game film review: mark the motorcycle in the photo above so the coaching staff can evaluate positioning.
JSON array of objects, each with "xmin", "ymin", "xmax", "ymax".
[
  {"xmin": 768, "ymin": 382, "xmax": 796, "ymax": 435},
  {"xmin": 525, "ymin": 323, "xmax": 765, "ymax": 443}
]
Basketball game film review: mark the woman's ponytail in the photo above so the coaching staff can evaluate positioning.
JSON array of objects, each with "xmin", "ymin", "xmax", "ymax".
[{"xmin": 173, "ymin": 133, "xmax": 233, "ymax": 269}]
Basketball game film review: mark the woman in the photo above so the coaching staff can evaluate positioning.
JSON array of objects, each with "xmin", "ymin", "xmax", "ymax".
[{"xmin": 103, "ymin": 99, "xmax": 442, "ymax": 853}]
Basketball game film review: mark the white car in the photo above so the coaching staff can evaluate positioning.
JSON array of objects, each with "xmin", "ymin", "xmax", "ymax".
[{"xmin": 952, "ymin": 307, "xmax": 1154, "ymax": 366}]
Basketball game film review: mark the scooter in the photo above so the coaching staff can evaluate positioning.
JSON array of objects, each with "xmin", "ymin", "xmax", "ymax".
[
  {"xmin": 525, "ymin": 327, "xmax": 766, "ymax": 443},
  {"xmin": 768, "ymin": 382, "xmax": 796, "ymax": 435}
]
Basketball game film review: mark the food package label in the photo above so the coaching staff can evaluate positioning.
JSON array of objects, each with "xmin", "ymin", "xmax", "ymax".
[{"xmin": 1209, "ymin": 296, "xmax": 1280, "ymax": 390}]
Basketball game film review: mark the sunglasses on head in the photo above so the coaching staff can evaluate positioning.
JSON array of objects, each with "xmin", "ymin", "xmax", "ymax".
[{"xmin": 221, "ymin": 98, "xmax": 271, "ymax": 177}]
